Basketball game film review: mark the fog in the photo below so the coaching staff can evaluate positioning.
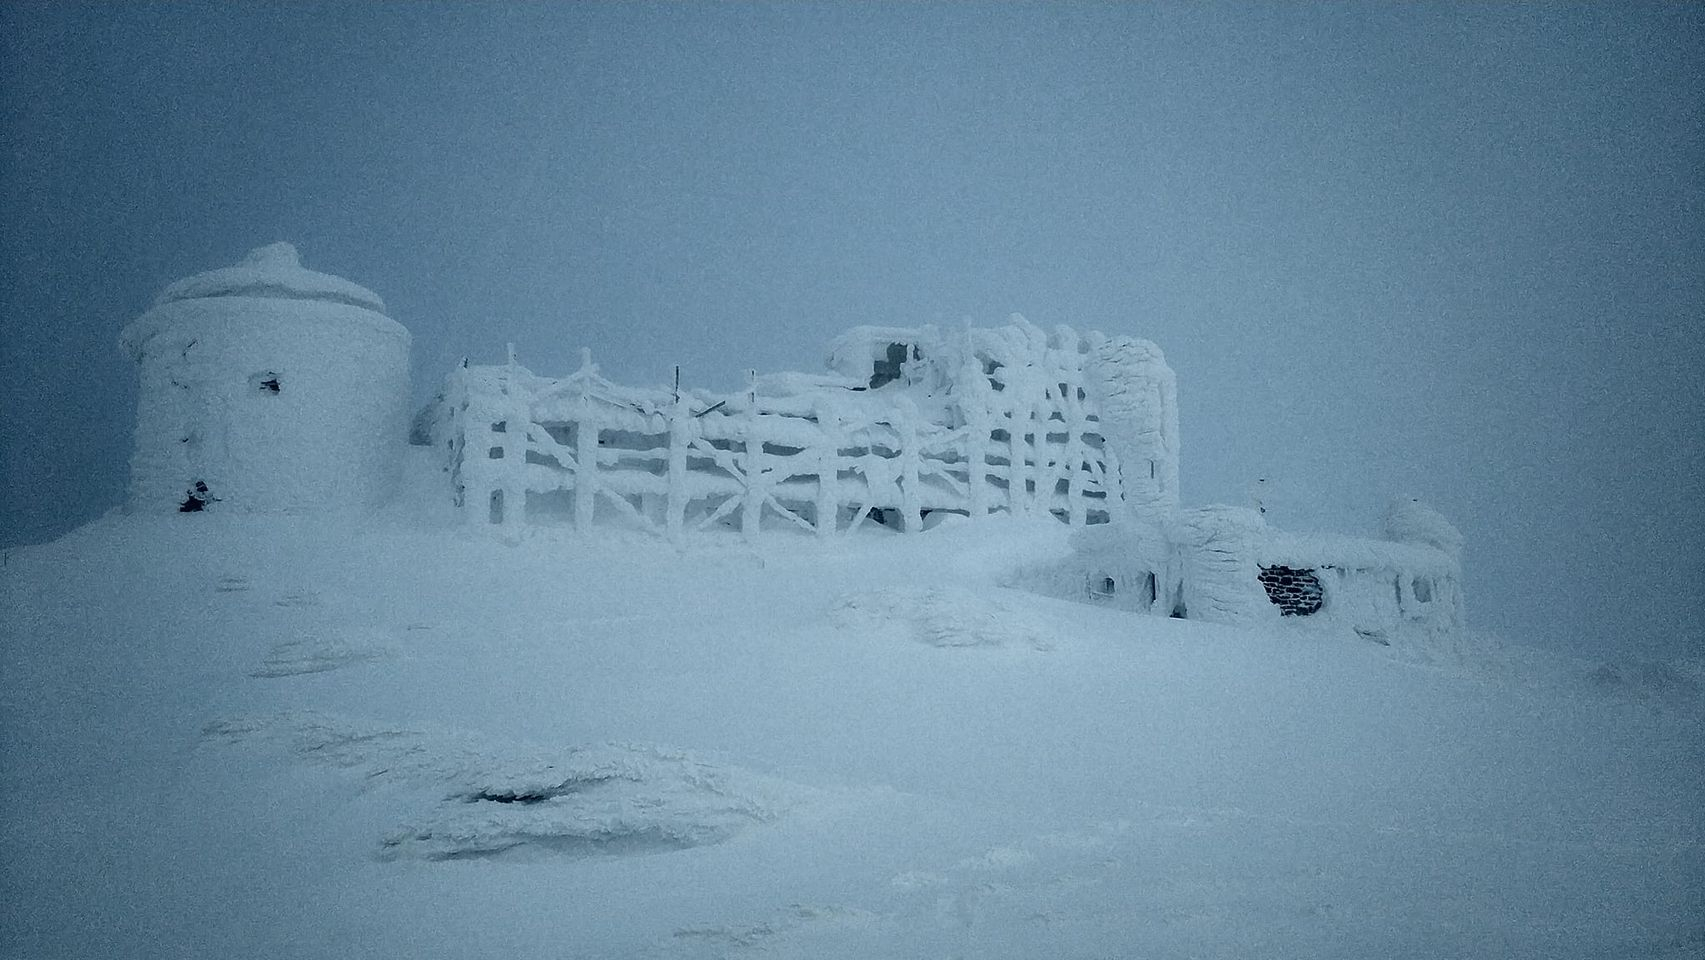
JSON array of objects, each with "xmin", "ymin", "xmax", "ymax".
[{"xmin": 3, "ymin": 3, "xmax": 1699, "ymax": 658}]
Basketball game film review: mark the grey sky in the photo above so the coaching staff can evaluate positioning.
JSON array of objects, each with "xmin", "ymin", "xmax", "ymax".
[{"xmin": 3, "ymin": 2, "xmax": 1699, "ymax": 657}]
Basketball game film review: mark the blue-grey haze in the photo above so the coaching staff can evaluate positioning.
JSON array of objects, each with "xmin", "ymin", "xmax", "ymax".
[{"xmin": 2, "ymin": 2, "xmax": 1700, "ymax": 657}]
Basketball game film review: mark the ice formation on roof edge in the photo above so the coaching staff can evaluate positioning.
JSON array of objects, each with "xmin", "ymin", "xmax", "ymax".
[
  {"xmin": 151, "ymin": 241, "xmax": 388, "ymax": 314},
  {"xmin": 121, "ymin": 243, "xmax": 410, "ymax": 517}
]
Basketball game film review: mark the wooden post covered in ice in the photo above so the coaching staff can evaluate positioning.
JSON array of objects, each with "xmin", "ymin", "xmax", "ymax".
[
  {"xmin": 1063, "ymin": 384, "xmax": 1087, "ymax": 527},
  {"xmin": 1007, "ymin": 385, "xmax": 1030, "ymax": 516},
  {"xmin": 740, "ymin": 370, "xmax": 762, "ymax": 540},
  {"xmin": 496, "ymin": 348, "xmax": 529, "ymax": 531},
  {"xmin": 666, "ymin": 390, "xmax": 690, "ymax": 543},
  {"xmin": 814, "ymin": 398, "xmax": 839, "ymax": 538},
  {"xmin": 896, "ymin": 397, "xmax": 922, "ymax": 533},
  {"xmin": 572, "ymin": 350, "xmax": 597, "ymax": 531},
  {"xmin": 960, "ymin": 360, "xmax": 992, "ymax": 521}
]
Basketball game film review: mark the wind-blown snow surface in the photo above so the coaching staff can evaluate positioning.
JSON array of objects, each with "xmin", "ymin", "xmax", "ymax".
[{"xmin": 3, "ymin": 480, "xmax": 1700, "ymax": 957}]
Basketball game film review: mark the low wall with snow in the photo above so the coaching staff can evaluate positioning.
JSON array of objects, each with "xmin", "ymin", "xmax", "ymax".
[{"xmin": 1013, "ymin": 501, "xmax": 1466, "ymax": 640}]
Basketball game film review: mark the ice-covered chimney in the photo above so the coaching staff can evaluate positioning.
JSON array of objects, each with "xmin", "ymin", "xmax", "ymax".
[{"xmin": 1082, "ymin": 334, "xmax": 1180, "ymax": 526}]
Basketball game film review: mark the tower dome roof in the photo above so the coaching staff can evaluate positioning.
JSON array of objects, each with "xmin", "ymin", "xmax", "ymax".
[{"xmin": 151, "ymin": 242, "xmax": 387, "ymax": 314}]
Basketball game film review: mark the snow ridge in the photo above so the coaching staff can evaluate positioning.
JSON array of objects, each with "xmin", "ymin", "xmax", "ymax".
[
  {"xmin": 831, "ymin": 586, "xmax": 1057, "ymax": 650},
  {"xmin": 202, "ymin": 713, "xmax": 814, "ymax": 862}
]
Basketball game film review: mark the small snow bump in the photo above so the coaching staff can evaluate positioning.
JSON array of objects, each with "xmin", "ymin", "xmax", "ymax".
[{"xmin": 240, "ymin": 241, "xmax": 302, "ymax": 270}]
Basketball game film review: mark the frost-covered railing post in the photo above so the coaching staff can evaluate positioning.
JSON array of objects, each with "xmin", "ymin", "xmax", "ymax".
[
  {"xmin": 813, "ymin": 398, "xmax": 839, "ymax": 538},
  {"xmin": 896, "ymin": 397, "xmax": 922, "ymax": 532},
  {"xmin": 569, "ymin": 351, "xmax": 597, "ymax": 531},
  {"xmin": 958, "ymin": 356, "xmax": 993, "ymax": 521},
  {"xmin": 740, "ymin": 370, "xmax": 762, "ymax": 541},
  {"xmin": 1006, "ymin": 369, "xmax": 1033, "ymax": 517},
  {"xmin": 666, "ymin": 389, "xmax": 691, "ymax": 543},
  {"xmin": 1054, "ymin": 326, "xmax": 1088, "ymax": 526},
  {"xmin": 498, "ymin": 350, "xmax": 531, "ymax": 532}
]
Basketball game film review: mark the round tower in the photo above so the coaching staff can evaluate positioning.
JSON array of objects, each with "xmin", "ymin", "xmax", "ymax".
[{"xmin": 120, "ymin": 242, "xmax": 411, "ymax": 514}]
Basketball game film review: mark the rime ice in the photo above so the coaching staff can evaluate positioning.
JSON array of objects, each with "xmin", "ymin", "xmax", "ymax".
[
  {"xmin": 122, "ymin": 245, "xmax": 1460, "ymax": 641},
  {"xmin": 120, "ymin": 243, "xmax": 411, "ymax": 515}
]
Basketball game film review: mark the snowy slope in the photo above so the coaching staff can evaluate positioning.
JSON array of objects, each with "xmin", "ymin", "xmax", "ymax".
[{"xmin": 2, "ymin": 469, "xmax": 1701, "ymax": 959}]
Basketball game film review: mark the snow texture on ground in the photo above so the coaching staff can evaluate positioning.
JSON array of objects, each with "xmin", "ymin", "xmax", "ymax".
[{"xmin": 2, "ymin": 489, "xmax": 1700, "ymax": 959}]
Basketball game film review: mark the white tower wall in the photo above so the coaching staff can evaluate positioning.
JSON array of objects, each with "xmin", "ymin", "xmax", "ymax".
[{"xmin": 121, "ymin": 243, "xmax": 410, "ymax": 514}]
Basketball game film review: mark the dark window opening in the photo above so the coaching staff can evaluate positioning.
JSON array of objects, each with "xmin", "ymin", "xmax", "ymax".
[
  {"xmin": 869, "ymin": 342, "xmax": 909, "ymax": 389},
  {"xmin": 1412, "ymin": 577, "xmax": 1433, "ymax": 603},
  {"xmin": 179, "ymin": 480, "xmax": 216, "ymax": 513},
  {"xmin": 1258, "ymin": 565, "xmax": 1324, "ymax": 616},
  {"xmin": 248, "ymin": 372, "xmax": 281, "ymax": 394}
]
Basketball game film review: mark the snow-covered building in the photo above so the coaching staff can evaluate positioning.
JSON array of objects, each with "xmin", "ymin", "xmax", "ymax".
[
  {"xmin": 120, "ymin": 242, "xmax": 411, "ymax": 514},
  {"xmin": 116, "ymin": 245, "xmax": 1460, "ymax": 640},
  {"xmin": 1010, "ymin": 498, "xmax": 1464, "ymax": 641},
  {"xmin": 419, "ymin": 313, "xmax": 1460, "ymax": 640}
]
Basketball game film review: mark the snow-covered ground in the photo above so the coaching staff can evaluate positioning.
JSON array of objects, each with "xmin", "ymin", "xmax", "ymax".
[{"xmin": 3, "ymin": 465, "xmax": 1701, "ymax": 959}]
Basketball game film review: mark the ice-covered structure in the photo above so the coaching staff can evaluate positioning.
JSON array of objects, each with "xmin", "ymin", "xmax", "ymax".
[
  {"xmin": 116, "ymin": 243, "xmax": 1462, "ymax": 640},
  {"xmin": 421, "ymin": 318, "xmax": 1175, "ymax": 538},
  {"xmin": 121, "ymin": 243, "xmax": 411, "ymax": 514},
  {"xmin": 413, "ymin": 312, "xmax": 1462, "ymax": 639},
  {"xmin": 1013, "ymin": 500, "xmax": 1464, "ymax": 641}
]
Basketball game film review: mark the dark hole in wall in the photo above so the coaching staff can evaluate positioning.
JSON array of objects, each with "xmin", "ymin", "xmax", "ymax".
[
  {"xmin": 249, "ymin": 372, "xmax": 281, "ymax": 394},
  {"xmin": 869, "ymin": 342, "xmax": 909, "ymax": 389},
  {"xmin": 1258, "ymin": 565, "xmax": 1324, "ymax": 616},
  {"xmin": 179, "ymin": 480, "xmax": 214, "ymax": 512}
]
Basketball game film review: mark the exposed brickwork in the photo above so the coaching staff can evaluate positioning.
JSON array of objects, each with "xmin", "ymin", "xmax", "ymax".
[{"xmin": 1257, "ymin": 565, "xmax": 1324, "ymax": 616}]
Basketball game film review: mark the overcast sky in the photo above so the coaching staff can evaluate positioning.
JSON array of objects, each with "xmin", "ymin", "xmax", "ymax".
[{"xmin": 2, "ymin": 2, "xmax": 1699, "ymax": 658}]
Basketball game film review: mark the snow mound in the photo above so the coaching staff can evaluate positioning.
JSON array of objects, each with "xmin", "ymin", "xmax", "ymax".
[
  {"xmin": 1584, "ymin": 657, "xmax": 1705, "ymax": 709},
  {"xmin": 248, "ymin": 628, "xmax": 396, "ymax": 678},
  {"xmin": 670, "ymin": 903, "xmax": 883, "ymax": 958},
  {"xmin": 831, "ymin": 587, "xmax": 1056, "ymax": 650},
  {"xmin": 150, "ymin": 241, "xmax": 388, "ymax": 313},
  {"xmin": 1383, "ymin": 497, "xmax": 1464, "ymax": 557},
  {"xmin": 1376, "ymin": 627, "xmax": 1511, "ymax": 678},
  {"xmin": 202, "ymin": 713, "xmax": 811, "ymax": 862}
]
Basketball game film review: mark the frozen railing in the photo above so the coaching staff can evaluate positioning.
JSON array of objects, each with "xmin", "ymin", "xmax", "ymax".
[{"xmin": 429, "ymin": 328, "xmax": 1128, "ymax": 541}]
